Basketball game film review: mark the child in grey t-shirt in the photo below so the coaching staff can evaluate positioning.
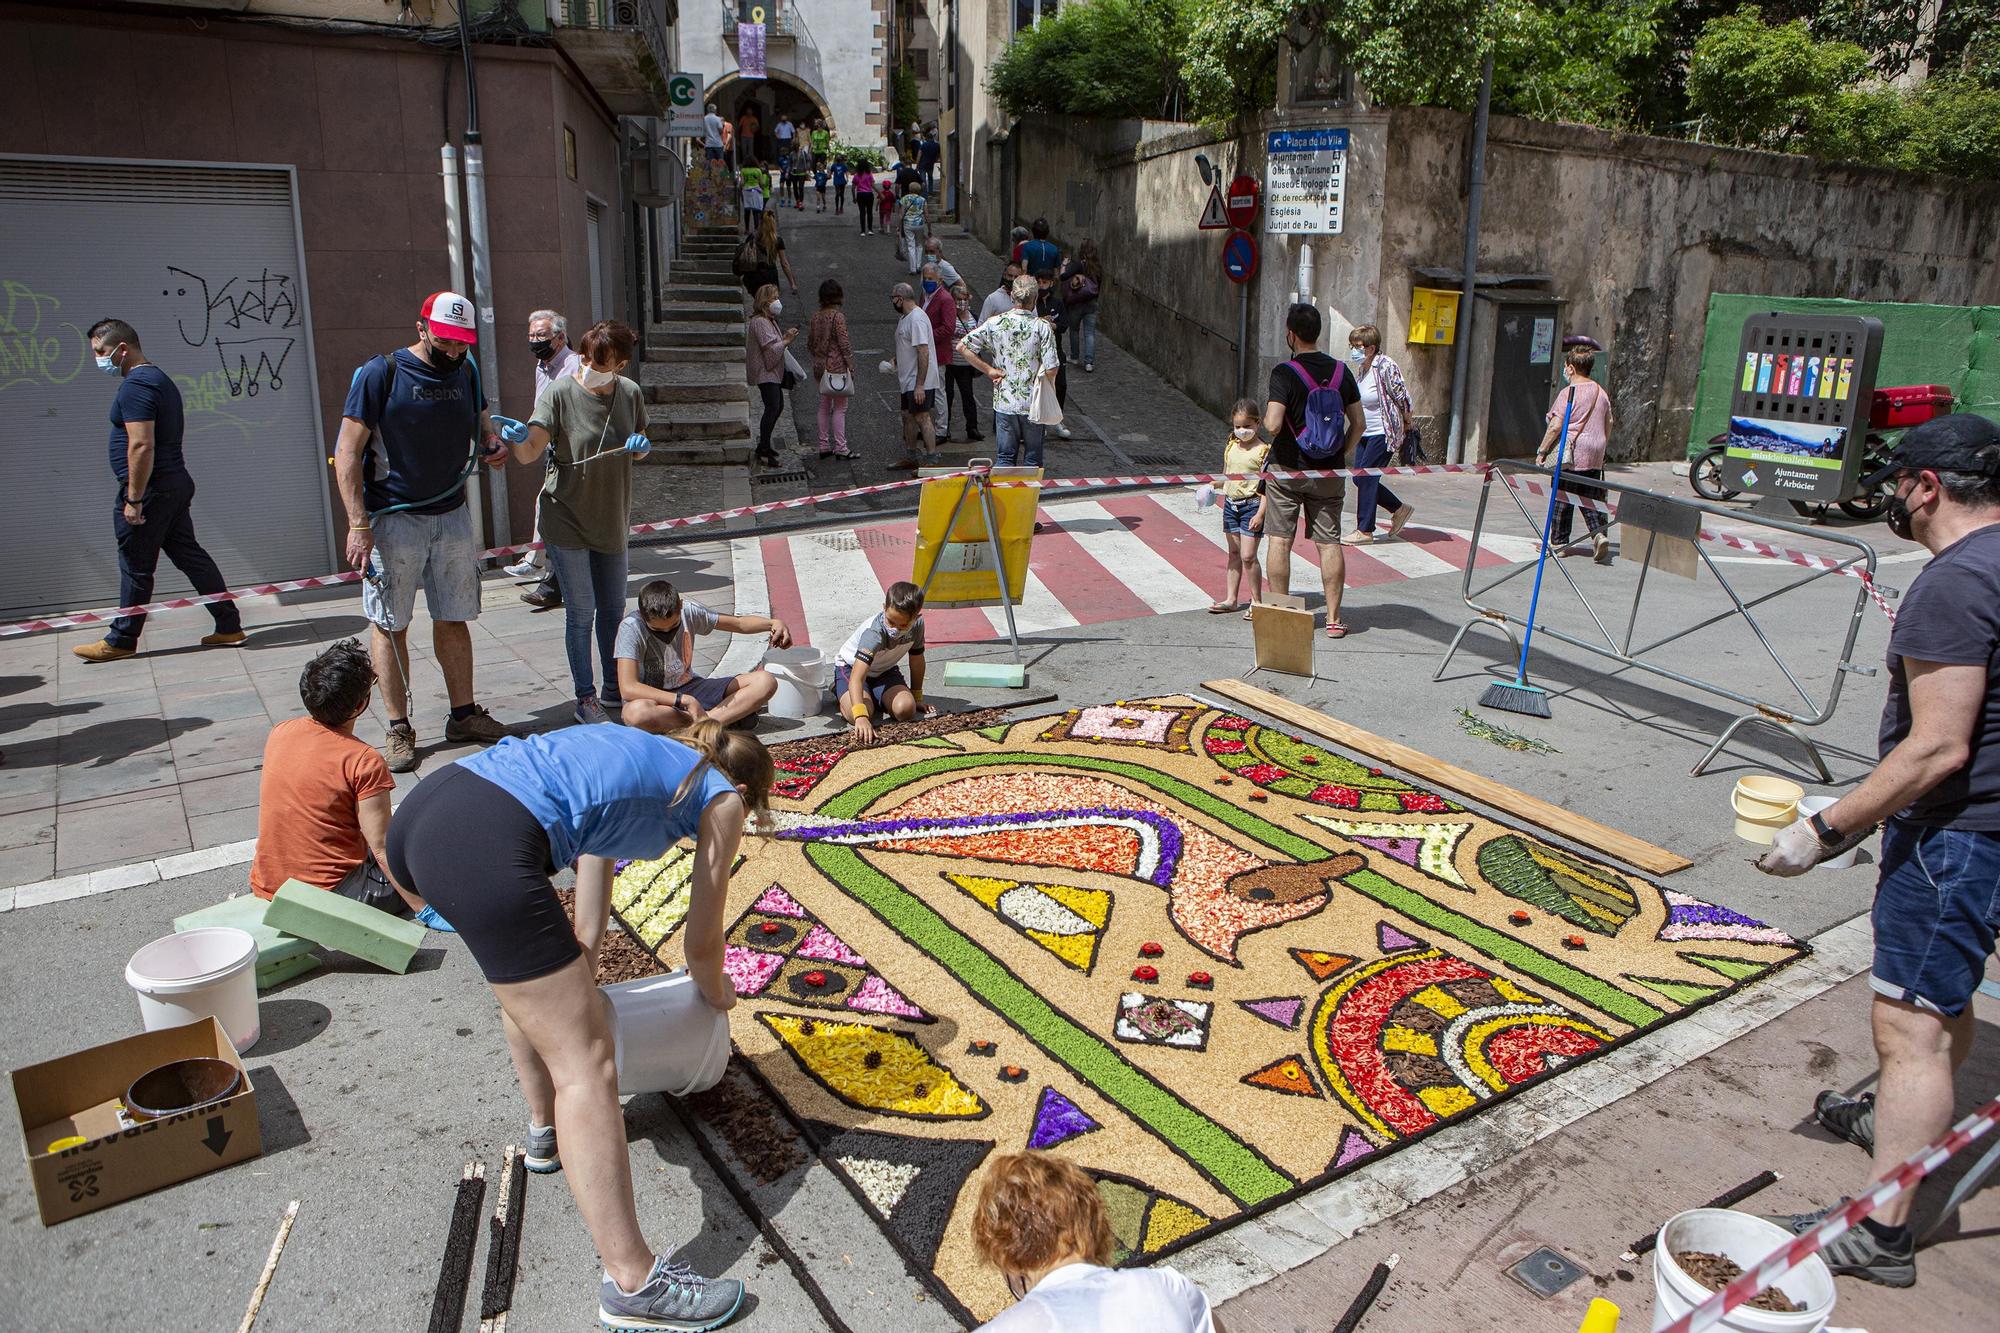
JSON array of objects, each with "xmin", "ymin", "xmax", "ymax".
[
  {"xmin": 834, "ymin": 580, "xmax": 935, "ymax": 745},
  {"xmin": 612, "ymin": 579, "xmax": 793, "ymax": 733}
]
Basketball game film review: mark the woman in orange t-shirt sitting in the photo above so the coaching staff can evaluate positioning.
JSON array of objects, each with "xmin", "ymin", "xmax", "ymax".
[{"xmin": 249, "ymin": 639, "xmax": 435, "ymax": 923}]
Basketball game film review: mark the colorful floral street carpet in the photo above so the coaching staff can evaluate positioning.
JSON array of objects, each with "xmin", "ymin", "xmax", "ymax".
[{"xmin": 610, "ymin": 696, "xmax": 1807, "ymax": 1323}]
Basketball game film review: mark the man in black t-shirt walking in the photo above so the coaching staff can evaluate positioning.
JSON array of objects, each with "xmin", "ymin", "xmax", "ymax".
[
  {"xmin": 1756, "ymin": 414, "xmax": 2000, "ymax": 1287},
  {"xmin": 74, "ymin": 318, "xmax": 245, "ymax": 663},
  {"xmin": 1261, "ymin": 303, "xmax": 1363, "ymax": 637}
]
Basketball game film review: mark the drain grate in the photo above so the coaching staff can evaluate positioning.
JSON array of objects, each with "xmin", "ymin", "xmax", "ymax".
[
  {"xmin": 806, "ymin": 529, "xmax": 912, "ymax": 551},
  {"xmin": 1125, "ymin": 451, "xmax": 1191, "ymax": 470},
  {"xmin": 1507, "ymin": 1246, "xmax": 1588, "ymax": 1298},
  {"xmin": 752, "ymin": 468, "xmax": 809, "ymax": 486}
]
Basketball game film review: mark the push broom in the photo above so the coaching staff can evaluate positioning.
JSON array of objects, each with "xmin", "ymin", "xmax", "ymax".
[{"xmin": 1478, "ymin": 386, "xmax": 1576, "ymax": 719}]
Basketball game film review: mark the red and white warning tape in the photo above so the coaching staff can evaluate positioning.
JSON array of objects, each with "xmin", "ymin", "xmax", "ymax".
[
  {"xmin": 1660, "ymin": 1094, "xmax": 2000, "ymax": 1333},
  {"xmin": 1500, "ymin": 473, "xmax": 1899, "ymax": 621},
  {"xmin": 0, "ymin": 461, "xmax": 1885, "ymax": 637}
]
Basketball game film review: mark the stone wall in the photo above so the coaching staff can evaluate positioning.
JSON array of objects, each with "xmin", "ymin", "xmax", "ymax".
[{"xmin": 984, "ymin": 106, "xmax": 2000, "ymax": 459}]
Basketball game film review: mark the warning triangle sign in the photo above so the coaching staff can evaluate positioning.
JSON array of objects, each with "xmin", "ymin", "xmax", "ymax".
[{"xmin": 1197, "ymin": 184, "xmax": 1230, "ymax": 231}]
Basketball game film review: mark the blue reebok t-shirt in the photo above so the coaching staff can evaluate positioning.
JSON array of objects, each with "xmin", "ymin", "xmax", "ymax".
[
  {"xmin": 109, "ymin": 365, "xmax": 190, "ymax": 485},
  {"xmin": 458, "ymin": 727, "xmax": 739, "ymax": 867},
  {"xmin": 1019, "ymin": 239, "xmax": 1060, "ymax": 277},
  {"xmin": 341, "ymin": 348, "xmax": 485, "ymax": 516}
]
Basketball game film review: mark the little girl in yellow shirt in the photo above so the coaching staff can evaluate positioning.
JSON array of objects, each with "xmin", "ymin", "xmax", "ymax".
[{"xmin": 1211, "ymin": 398, "xmax": 1268, "ymax": 617}]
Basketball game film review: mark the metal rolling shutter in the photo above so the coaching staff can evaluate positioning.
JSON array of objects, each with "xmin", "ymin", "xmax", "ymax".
[{"xmin": 0, "ymin": 157, "xmax": 334, "ymax": 618}]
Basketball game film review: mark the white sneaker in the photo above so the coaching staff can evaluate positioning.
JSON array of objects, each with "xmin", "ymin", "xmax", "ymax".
[
  {"xmin": 504, "ymin": 556, "xmax": 541, "ymax": 579},
  {"xmin": 1055, "ymin": 423, "xmax": 1074, "ymax": 439}
]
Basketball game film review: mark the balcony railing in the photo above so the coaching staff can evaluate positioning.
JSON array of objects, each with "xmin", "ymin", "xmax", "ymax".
[
  {"xmin": 555, "ymin": 0, "xmax": 674, "ymax": 82},
  {"xmin": 721, "ymin": 0, "xmax": 823, "ymax": 92}
]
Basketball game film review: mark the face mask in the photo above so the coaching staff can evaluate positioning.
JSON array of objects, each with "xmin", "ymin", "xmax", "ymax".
[
  {"xmin": 580, "ymin": 364, "xmax": 617, "ymax": 390},
  {"xmin": 768, "ymin": 300, "xmax": 783, "ymax": 317},
  {"xmin": 529, "ymin": 338, "xmax": 556, "ymax": 361},
  {"xmin": 922, "ymin": 280, "xmax": 939, "ymax": 295},
  {"xmin": 1884, "ymin": 489, "xmax": 1915, "ymax": 541},
  {"xmin": 428, "ymin": 335, "xmax": 467, "ymax": 369},
  {"xmin": 1233, "ymin": 427, "xmax": 1257, "ymax": 442},
  {"xmin": 1347, "ymin": 348, "xmax": 1369, "ymax": 367},
  {"xmin": 96, "ymin": 351, "xmax": 120, "ymax": 376}
]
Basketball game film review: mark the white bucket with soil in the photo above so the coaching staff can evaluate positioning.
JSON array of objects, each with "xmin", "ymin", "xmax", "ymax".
[
  {"xmin": 764, "ymin": 646, "xmax": 829, "ymax": 719},
  {"xmin": 1651, "ymin": 1208, "xmax": 1835, "ymax": 1333},
  {"xmin": 125, "ymin": 926, "xmax": 262, "ymax": 1053},
  {"xmin": 603, "ymin": 971, "xmax": 731, "ymax": 1097}
]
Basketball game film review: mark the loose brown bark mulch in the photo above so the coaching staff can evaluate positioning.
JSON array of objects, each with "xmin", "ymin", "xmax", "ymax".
[{"xmin": 1672, "ymin": 1250, "xmax": 1804, "ymax": 1313}]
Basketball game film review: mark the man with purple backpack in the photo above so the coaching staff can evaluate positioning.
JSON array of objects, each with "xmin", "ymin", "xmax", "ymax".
[{"xmin": 1262, "ymin": 303, "xmax": 1364, "ymax": 637}]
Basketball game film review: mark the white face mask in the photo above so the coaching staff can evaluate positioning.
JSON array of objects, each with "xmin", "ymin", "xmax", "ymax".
[
  {"xmin": 579, "ymin": 364, "xmax": 617, "ymax": 390},
  {"xmin": 1232, "ymin": 426, "xmax": 1257, "ymax": 442},
  {"xmin": 1346, "ymin": 348, "xmax": 1369, "ymax": 367},
  {"xmin": 768, "ymin": 300, "xmax": 783, "ymax": 317}
]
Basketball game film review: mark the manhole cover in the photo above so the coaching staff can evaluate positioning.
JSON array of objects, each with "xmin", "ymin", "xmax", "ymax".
[{"xmin": 1508, "ymin": 1246, "xmax": 1588, "ymax": 1298}]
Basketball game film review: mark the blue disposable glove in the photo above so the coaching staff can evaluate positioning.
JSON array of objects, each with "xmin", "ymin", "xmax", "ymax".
[
  {"xmin": 414, "ymin": 904, "xmax": 458, "ymax": 933},
  {"xmin": 492, "ymin": 415, "xmax": 530, "ymax": 445},
  {"xmin": 625, "ymin": 432, "xmax": 652, "ymax": 457}
]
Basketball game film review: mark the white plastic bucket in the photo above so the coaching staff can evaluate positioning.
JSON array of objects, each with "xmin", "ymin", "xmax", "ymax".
[
  {"xmin": 1651, "ymin": 1208, "xmax": 1835, "ymax": 1333},
  {"xmin": 1731, "ymin": 775, "xmax": 1804, "ymax": 845},
  {"xmin": 603, "ymin": 971, "xmax": 731, "ymax": 1097},
  {"xmin": 1794, "ymin": 796, "xmax": 1861, "ymax": 869},
  {"xmin": 125, "ymin": 926, "xmax": 261, "ymax": 1053},
  {"xmin": 764, "ymin": 646, "xmax": 828, "ymax": 720}
]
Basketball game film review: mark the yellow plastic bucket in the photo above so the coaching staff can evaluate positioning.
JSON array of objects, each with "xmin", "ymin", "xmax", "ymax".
[{"xmin": 1731, "ymin": 776, "xmax": 1804, "ymax": 845}]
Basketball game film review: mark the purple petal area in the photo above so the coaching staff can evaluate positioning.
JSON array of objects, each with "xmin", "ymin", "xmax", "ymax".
[
  {"xmin": 1333, "ymin": 1127, "xmax": 1375, "ymax": 1168},
  {"xmin": 846, "ymin": 974, "xmax": 927, "ymax": 1019},
  {"xmin": 1028, "ymin": 1086, "xmax": 1100, "ymax": 1150},
  {"xmin": 1377, "ymin": 922, "xmax": 1424, "ymax": 953},
  {"xmin": 798, "ymin": 924, "xmax": 867, "ymax": 966},
  {"xmin": 1664, "ymin": 890, "xmax": 1770, "ymax": 929},
  {"xmin": 781, "ymin": 808, "xmax": 1184, "ymax": 887},
  {"xmin": 1239, "ymin": 996, "xmax": 1305, "ymax": 1030},
  {"xmin": 1351, "ymin": 836, "xmax": 1422, "ymax": 869},
  {"xmin": 752, "ymin": 884, "xmax": 809, "ymax": 918}
]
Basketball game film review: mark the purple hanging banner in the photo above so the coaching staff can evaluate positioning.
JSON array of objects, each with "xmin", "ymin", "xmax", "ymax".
[{"xmin": 738, "ymin": 23, "xmax": 767, "ymax": 79}]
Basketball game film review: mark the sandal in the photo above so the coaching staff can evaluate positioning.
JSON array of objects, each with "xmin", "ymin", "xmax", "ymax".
[
  {"xmin": 1242, "ymin": 605, "xmax": 1256, "ymax": 621},
  {"xmin": 1325, "ymin": 620, "xmax": 1349, "ymax": 639},
  {"xmin": 1207, "ymin": 602, "xmax": 1238, "ymax": 614}
]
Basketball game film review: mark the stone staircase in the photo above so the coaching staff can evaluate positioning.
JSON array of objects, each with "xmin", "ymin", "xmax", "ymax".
[{"xmin": 641, "ymin": 227, "xmax": 751, "ymax": 463}]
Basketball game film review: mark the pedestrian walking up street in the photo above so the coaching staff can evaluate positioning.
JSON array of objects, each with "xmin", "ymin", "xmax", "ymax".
[
  {"xmin": 1061, "ymin": 240, "xmax": 1103, "ymax": 372},
  {"xmin": 1539, "ymin": 344, "xmax": 1615, "ymax": 563},
  {"xmin": 1344, "ymin": 323, "xmax": 1417, "ymax": 545},
  {"xmin": 73, "ymin": 317, "xmax": 246, "ymax": 663}
]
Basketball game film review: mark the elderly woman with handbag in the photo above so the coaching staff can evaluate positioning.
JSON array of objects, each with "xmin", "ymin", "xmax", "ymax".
[
  {"xmin": 1342, "ymin": 323, "xmax": 1417, "ymax": 545},
  {"xmin": 809, "ymin": 278, "xmax": 855, "ymax": 459}
]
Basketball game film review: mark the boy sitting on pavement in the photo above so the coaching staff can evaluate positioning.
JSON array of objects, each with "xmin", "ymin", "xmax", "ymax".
[
  {"xmin": 249, "ymin": 640, "xmax": 446, "ymax": 927},
  {"xmin": 614, "ymin": 579, "xmax": 792, "ymax": 733},
  {"xmin": 836, "ymin": 581, "xmax": 937, "ymax": 745}
]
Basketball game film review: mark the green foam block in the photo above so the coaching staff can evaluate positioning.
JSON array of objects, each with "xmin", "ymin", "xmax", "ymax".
[
  {"xmin": 256, "ymin": 951, "xmax": 324, "ymax": 990},
  {"xmin": 941, "ymin": 661, "xmax": 1028, "ymax": 688},
  {"xmin": 265, "ymin": 879, "xmax": 427, "ymax": 974},
  {"xmin": 175, "ymin": 894, "xmax": 316, "ymax": 969}
]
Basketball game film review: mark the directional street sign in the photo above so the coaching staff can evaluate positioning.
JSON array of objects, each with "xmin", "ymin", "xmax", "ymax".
[
  {"xmin": 1225, "ymin": 174, "xmax": 1261, "ymax": 229},
  {"xmin": 1197, "ymin": 185, "xmax": 1230, "ymax": 231},
  {"xmin": 1224, "ymin": 229, "xmax": 1258, "ymax": 284},
  {"xmin": 665, "ymin": 73, "xmax": 705, "ymax": 137}
]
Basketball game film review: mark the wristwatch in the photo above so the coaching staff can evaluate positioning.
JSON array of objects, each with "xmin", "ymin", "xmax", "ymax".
[{"xmin": 1807, "ymin": 809, "xmax": 1843, "ymax": 847}]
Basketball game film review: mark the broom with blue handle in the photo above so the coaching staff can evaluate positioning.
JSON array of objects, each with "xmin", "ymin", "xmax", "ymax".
[{"xmin": 1478, "ymin": 385, "xmax": 1575, "ymax": 719}]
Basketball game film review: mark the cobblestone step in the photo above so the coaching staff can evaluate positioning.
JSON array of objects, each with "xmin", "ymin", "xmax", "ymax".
[
  {"xmin": 647, "ymin": 399, "xmax": 753, "ymax": 445},
  {"xmin": 660, "ymin": 302, "xmax": 739, "ymax": 325},
  {"xmin": 641, "ymin": 362, "xmax": 748, "ymax": 404},
  {"xmin": 644, "ymin": 342, "xmax": 740, "ymax": 363},
  {"xmin": 649, "ymin": 320, "xmax": 743, "ymax": 347},
  {"xmin": 661, "ymin": 284, "xmax": 743, "ymax": 304}
]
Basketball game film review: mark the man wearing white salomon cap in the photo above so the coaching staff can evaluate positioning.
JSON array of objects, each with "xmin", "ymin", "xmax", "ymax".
[{"xmin": 333, "ymin": 291, "xmax": 515, "ymax": 774}]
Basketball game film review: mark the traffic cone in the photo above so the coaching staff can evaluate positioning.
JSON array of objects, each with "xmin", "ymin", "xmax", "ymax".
[{"xmin": 1576, "ymin": 1297, "xmax": 1620, "ymax": 1332}]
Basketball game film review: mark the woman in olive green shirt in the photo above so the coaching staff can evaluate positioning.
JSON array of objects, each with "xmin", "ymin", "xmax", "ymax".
[{"xmin": 512, "ymin": 320, "xmax": 647, "ymax": 725}]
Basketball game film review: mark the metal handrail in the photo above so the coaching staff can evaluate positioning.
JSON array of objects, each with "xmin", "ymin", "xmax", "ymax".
[{"xmin": 1434, "ymin": 460, "xmax": 1884, "ymax": 779}]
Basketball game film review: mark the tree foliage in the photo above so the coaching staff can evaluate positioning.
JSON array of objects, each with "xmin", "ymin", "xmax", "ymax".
[{"xmin": 989, "ymin": 0, "xmax": 1193, "ymax": 120}]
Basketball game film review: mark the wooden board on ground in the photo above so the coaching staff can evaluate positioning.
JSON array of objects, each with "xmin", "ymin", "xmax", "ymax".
[
  {"xmin": 1250, "ymin": 596, "xmax": 1316, "ymax": 680},
  {"xmin": 1202, "ymin": 677, "xmax": 1693, "ymax": 876}
]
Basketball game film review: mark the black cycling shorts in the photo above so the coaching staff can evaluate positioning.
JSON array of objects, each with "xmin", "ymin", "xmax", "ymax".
[{"xmin": 386, "ymin": 765, "xmax": 579, "ymax": 985}]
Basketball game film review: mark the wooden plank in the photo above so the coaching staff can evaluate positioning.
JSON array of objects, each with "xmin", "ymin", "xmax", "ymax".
[{"xmin": 1201, "ymin": 678, "xmax": 1694, "ymax": 876}]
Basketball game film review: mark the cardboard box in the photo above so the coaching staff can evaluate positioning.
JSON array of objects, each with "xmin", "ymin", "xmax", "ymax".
[{"xmin": 11, "ymin": 1017, "xmax": 262, "ymax": 1225}]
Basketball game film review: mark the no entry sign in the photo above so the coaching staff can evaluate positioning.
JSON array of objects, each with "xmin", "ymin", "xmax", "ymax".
[
  {"xmin": 1225, "ymin": 174, "xmax": 1261, "ymax": 229},
  {"xmin": 1224, "ymin": 229, "xmax": 1258, "ymax": 284}
]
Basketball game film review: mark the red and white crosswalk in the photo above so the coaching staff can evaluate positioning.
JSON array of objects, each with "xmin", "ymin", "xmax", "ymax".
[{"xmin": 723, "ymin": 489, "xmax": 1543, "ymax": 657}]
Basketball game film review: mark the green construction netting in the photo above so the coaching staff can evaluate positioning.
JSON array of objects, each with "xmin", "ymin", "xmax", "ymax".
[{"xmin": 1688, "ymin": 295, "xmax": 2000, "ymax": 457}]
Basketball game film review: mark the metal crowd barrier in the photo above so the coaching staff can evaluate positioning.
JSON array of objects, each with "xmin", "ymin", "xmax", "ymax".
[{"xmin": 1435, "ymin": 460, "xmax": 1883, "ymax": 779}]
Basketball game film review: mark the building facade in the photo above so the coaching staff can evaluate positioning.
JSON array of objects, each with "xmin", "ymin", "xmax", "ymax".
[
  {"xmin": 0, "ymin": 0, "xmax": 682, "ymax": 617},
  {"xmin": 683, "ymin": 0, "xmax": 888, "ymax": 155}
]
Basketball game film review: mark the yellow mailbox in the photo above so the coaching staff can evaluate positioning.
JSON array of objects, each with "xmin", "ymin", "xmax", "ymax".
[{"xmin": 1409, "ymin": 288, "xmax": 1460, "ymax": 345}]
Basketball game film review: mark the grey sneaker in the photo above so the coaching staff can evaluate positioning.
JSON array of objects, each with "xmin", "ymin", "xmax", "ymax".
[
  {"xmin": 1762, "ymin": 1201, "xmax": 1915, "ymax": 1287},
  {"xmin": 575, "ymin": 695, "xmax": 612, "ymax": 726},
  {"xmin": 444, "ymin": 705, "xmax": 511, "ymax": 745},
  {"xmin": 524, "ymin": 1121, "xmax": 559, "ymax": 1174},
  {"xmin": 1814, "ymin": 1089, "xmax": 1875, "ymax": 1154},
  {"xmin": 384, "ymin": 722, "xmax": 418, "ymax": 774},
  {"xmin": 599, "ymin": 1256, "xmax": 744, "ymax": 1331}
]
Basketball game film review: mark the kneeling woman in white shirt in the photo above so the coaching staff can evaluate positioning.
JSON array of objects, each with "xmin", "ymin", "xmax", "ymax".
[{"xmin": 971, "ymin": 1151, "xmax": 1221, "ymax": 1332}]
